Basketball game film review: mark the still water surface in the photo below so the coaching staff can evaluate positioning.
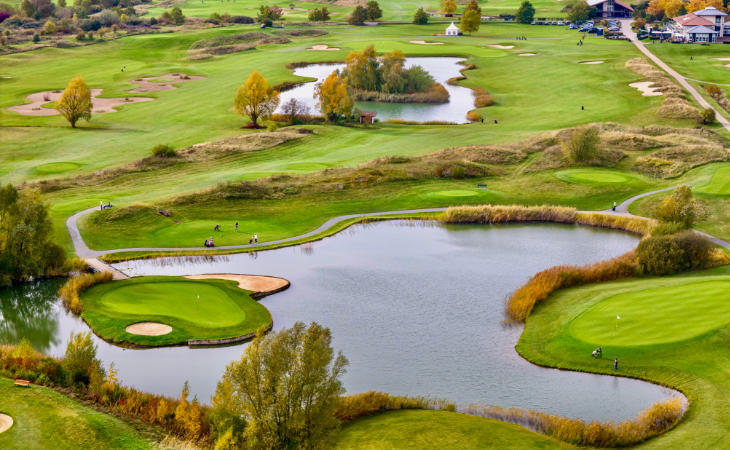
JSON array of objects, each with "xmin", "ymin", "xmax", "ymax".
[
  {"xmin": 276, "ymin": 57, "xmax": 473, "ymax": 123},
  {"xmin": 0, "ymin": 222, "xmax": 678, "ymax": 421}
]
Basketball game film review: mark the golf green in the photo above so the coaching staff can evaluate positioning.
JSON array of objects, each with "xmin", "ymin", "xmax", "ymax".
[
  {"xmin": 425, "ymin": 189, "xmax": 480, "ymax": 198},
  {"xmin": 80, "ymin": 276, "xmax": 272, "ymax": 346},
  {"xmin": 555, "ymin": 168, "xmax": 634, "ymax": 184},
  {"xmin": 696, "ymin": 165, "xmax": 730, "ymax": 195},
  {"xmin": 33, "ymin": 162, "xmax": 82, "ymax": 175},
  {"xmin": 569, "ymin": 279, "xmax": 730, "ymax": 346}
]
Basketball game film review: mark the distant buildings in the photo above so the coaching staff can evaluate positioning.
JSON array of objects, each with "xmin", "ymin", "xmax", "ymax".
[
  {"xmin": 586, "ymin": 0, "xmax": 633, "ymax": 18},
  {"xmin": 668, "ymin": 7, "xmax": 728, "ymax": 43}
]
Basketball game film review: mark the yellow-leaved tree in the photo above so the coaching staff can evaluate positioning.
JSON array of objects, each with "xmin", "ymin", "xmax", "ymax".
[
  {"xmin": 315, "ymin": 71, "xmax": 353, "ymax": 122},
  {"xmin": 234, "ymin": 70, "xmax": 280, "ymax": 128},
  {"xmin": 687, "ymin": 0, "xmax": 723, "ymax": 12},
  {"xmin": 441, "ymin": 0, "xmax": 457, "ymax": 14},
  {"xmin": 55, "ymin": 76, "xmax": 92, "ymax": 128}
]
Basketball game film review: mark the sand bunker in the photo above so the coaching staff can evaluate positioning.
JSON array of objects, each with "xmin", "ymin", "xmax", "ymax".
[
  {"xmin": 185, "ymin": 274, "xmax": 289, "ymax": 294},
  {"xmin": 308, "ymin": 44, "xmax": 340, "ymax": 51},
  {"xmin": 488, "ymin": 44, "xmax": 514, "ymax": 49},
  {"xmin": 580, "ymin": 61, "xmax": 604, "ymax": 65},
  {"xmin": 518, "ymin": 53, "xmax": 536, "ymax": 56},
  {"xmin": 0, "ymin": 414, "xmax": 12, "ymax": 434},
  {"xmin": 126, "ymin": 322, "xmax": 172, "ymax": 336},
  {"xmin": 725, "ymin": 64, "xmax": 730, "ymax": 69},
  {"xmin": 7, "ymin": 89, "xmax": 154, "ymax": 116},
  {"xmin": 715, "ymin": 57, "xmax": 730, "ymax": 61},
  {"xmin": 629, "ymin": 81, "xmax": 663, "ymax": 97},
  {"xmin": 126, "ymin": 73, "xmax": 204, "ymax": 93},
  {"xmin": 410, "ymin": 40, "xmax": 443, "ymax": 45}
]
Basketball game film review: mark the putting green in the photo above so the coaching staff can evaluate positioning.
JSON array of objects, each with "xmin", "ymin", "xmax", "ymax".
[
  {"xmin": 696, "ymin": 165, "xmax": 730, "ymax": 195},
  {"xmin": 555, "ymin": 168, "xmax": 635, "ymax": 184},
  {"xmin": 81, "ymin": 276, "xmax": 272, "ymax": 346},
  {"xmin": 33, "ymin": 162, "xmax": 82, "ymax": 175},
  {"xmin": 569, "ymin": 280, "xmax": 730, "ymax": 346},
  {"xmin": 425, "ymin": 189, "xmax": 480, "ymax": 198}
]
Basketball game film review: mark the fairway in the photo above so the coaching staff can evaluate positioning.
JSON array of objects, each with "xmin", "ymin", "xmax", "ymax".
[
  {"xmin": 695, "ymin": 165, "xmax": 730, "ymax": 195},
  {"xmin": 569, "ymin": 279, "xmax": 730, "ymax": 346},
  {"xmin": 555, "ymin": 168, "xmax": 636, "ymax": 185},
  {"xmin": 81, "ymin": 276, "xmax": 272, "ymax": 346}
]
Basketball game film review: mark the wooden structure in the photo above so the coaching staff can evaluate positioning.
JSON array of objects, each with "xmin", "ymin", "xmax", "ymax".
[
  {"xmin": 586, "ymin": 0, "xmax": 633, "ymax": 18},
  {"xmin": 14, "ymin": 379, "xmax": 30, "ymax": 387},
  {"xmin": 360, "ymin": 111, "xmax": 377, "ymax": 124}
]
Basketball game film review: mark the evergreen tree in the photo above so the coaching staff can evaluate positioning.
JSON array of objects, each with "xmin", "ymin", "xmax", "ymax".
[{"xmin": 516, "ymin": 0, "xmax": 535, "ymax": 23}]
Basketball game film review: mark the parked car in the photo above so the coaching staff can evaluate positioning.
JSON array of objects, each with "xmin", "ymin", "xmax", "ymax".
[
  {"xmin": 569, "ymin": 23, "xmax": 578, "ymax": 29},
  {"xmin": 608, "ymin": 26, "xmax": 620, "ymax": 32},
  {"xmin": 558, "ymin": 21, "xmax": 564, "ymax": 26}
]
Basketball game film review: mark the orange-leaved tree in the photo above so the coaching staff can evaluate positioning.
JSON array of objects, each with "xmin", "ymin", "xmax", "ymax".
[
  {"xmin": 55, "ymin": 76, "xmax": 92, "ymax": 128},
  {"xmin": 315, "ymin": 71, "xmax": 354, "ymax": 123},
  {"xmin": 234, "ymin": 70, "xmax": 280, "ymax": 128}
]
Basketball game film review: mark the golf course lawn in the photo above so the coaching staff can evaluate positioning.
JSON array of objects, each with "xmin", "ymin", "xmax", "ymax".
[
  {"xmin": 0, "ymin": 377, "xmax": 155, "ymax": 449},
  {"xmin": 569, "ymin": 279, "xmax": 730, "ymax": 346},
  {"xmin": 80, "ymin": 276, "xmax": 271, "ymax": 346},
  {"xmin": 330, "ymin": 409, "xmax": 570, "ymax": 449},
  {"xmin": 695, "ymin": 164, "xmax": 730, "ymax": 196},
  {"xmin": 517, "ymin": 265, "xmax": 730, "ymax": 448},
  {"xmin": 555, "ymin": 168, "xmax": 638, "ymax": 185}
]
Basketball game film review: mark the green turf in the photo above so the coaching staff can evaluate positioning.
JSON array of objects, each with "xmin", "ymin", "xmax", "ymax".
[
  {"xmin": 80, "ymin": 276, "xmax": 271, "ymax": 346},
  {"xmin": 517, "ymin": 265, "xmax": 730, "ymax": 448},
  {"xmin": 330, "ymin": 409, "xmax": 570, "ymax": 449},
  {"xmin": 695, "ymin": 165, "xmax": 730, "ymax": 195},
  {"xmin": 0, "ymin": 377, "xmax": 154, "ymax": 449},
  {"xmin": 32, "ymin": 162, "xmax": 83, "ymax": 175},
  {"xmin": 555, "ymin": 168, "xmax": 636, "ymax": 184},
  {"xmin": 569, "ymin": 280, "xmax": 730, "ymax": 346}
]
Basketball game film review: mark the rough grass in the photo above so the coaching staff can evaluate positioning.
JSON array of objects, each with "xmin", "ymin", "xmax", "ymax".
[
  {"xmin": 441, "ymin": 204, "xmax": 577, "ymax": 224},
  {"xmin": 58, "ymin": 271, "xmax": 114, "ymax": 314},
  {"xmin": 625, "ymin": 58, "xmax": 699, "ymax": 121}
]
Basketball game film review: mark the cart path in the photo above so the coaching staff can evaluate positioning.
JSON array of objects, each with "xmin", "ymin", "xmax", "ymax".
[{"xmin": 620, "ymin": 19, "xmax": 730, "ymax": 133}]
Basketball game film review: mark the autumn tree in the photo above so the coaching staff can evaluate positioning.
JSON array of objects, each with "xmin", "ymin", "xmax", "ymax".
[
  {"xmin": 365, "ymin": 0, "xmax": 382, "ymax": 21},
  {"xmin": 413, "ymin": 7, "xmax": 429, "ymax": 24},
  {"xmin": 344, "ymin": 45, "xmax": 379, "ymax": 91},
  {"xmin": 63, "ymin": 331, "xmax": 104, "ymax": 386},
  {"xmin": 315, "ymin": 71, "xmax": 354, "ymax": 122},
  {"xmin": 460, "ymin": 0, "xmax": 482, "ymax": 33},
  {"xmin": 213, "ymin": 323, "xmax": 347, "ymax": 449},
  {"xmin": 55, "ymin": 76, "xmax": 92, "ymax": 128},
  {"xmin": 234, "ymin": 70, "xmax": 280, "ymax": 127},
  {"xmin": 257, "ymin": 4, "xmax": 283, "ymax": 25},
  {"xmin": 656, "ymin": 185, "xmax": 698, "ymax": 228},
  {"xmin": 308, "ymin": 6, "xmax": 330, "ymax": 21},
  {"xmin": 516, "ymin": 0, "xmax": 535, "ymax": 24},
  {"xmin": 441, "ymin": 0, "xmax": 457, "ymax": 14},
  {"xmin": 687, "ymin": 0, "xmax": 724, "ymax": 12}
]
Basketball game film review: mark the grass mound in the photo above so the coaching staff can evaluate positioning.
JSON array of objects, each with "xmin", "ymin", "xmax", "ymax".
[
  {"xmin": 569, "ymin": 279, "xmax": 730, "ymax": 346},
  {"xmin": 80, "ymin": 276, "xmax": 271, "ymax": 346}
]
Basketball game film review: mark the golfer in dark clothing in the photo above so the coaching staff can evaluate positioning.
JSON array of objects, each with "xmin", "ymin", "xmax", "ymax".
[{"xmin": 614, "ymin": 358, "xmax": 618, "ymax": 371}]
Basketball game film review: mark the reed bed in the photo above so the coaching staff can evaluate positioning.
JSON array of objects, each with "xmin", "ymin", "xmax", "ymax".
[
  {"xmin": 441, "ymin": 205, "xmax": 577, "ymax": 225},
  {"xmin": 576, "ymin": 212, "xmax": 654, "ymax": 236},
  {"xmin": 335, "ymin": 391, "xmax": 455, "ymax": 422},
  {"xmin": 58, "ymin": 271, "xmax": 113, "ymax": 314},
  {"xmin": 462, "ymin": 396, "xmax": 686, "ymax": 447}
]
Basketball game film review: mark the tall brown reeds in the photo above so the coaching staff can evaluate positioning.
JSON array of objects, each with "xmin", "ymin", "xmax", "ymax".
[
  {"xmin": 58, "ymin": 272, "xmax": 113, "ymax": 314},
  {"xmin": 462, "ymin": 396, "xmax": 686, "ymax": 447},
  {"xmin": 576, "ymin": 212, "xmax": 654, "ymax": 236},
  {"xmin": 335, "ymin": 391, "xmax": 455, "ymax": 422},
  {"xmin": 441, "ymin": 205, "xmax": 577, "ymax": 225}
]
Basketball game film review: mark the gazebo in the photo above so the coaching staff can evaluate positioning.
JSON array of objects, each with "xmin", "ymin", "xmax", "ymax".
[{"xmin": 445, "ymin": 22, "xmax": 459, "ymax": 36}]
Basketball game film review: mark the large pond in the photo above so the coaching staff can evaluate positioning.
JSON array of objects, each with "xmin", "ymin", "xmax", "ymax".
[
  {"xmin": 277, "ymin": 57, "xmax": 474, "ymax": 124},
  {"xmin": 0, "ymin": 221, "xmax": 679, "ymax": 422}
]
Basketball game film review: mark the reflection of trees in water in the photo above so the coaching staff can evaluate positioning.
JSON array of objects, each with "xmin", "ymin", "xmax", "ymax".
[{"xmin": 0, "ymin": 279, "xmax": 63, "ymax": 352}]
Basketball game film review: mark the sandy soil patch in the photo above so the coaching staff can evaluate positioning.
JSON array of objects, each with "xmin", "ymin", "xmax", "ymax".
[
  {"xmin": 629, "ymin": 81, "xmax": 663, "ymax": 97},
  {"xmin": 126, "ymin": 322, "xmax": 173, "ymax": 336},
  {"xmin": 126, "ymin": 73, "xmax": 204, "ymax": 93},
  {"xmin": 185, "ymin": 274, "xmax": 289, "ymax": 294},
  {"xmin": 488, "ymin": 44, "xmax": 514, "ymax": 49},
  {"xmin": 308, "ymin": 44, "xmax": 340, "ymax": 51},
  {"xmin": 0, "ymin": 414, "xmax": 12, "ymax": 434},
  {"xmin": 580, "ymin": 61, "xmax": 604, "ymax": 65},
  {"xmin": 518, "ymin": 53, "xmax": 536, "ymax": 56},
  {"xmin": 725, "ymin": 64, "xmax": 730, "ymax": 69},
  {"xmin": 715, "ymin": 57, "xmax": 730, "ymax": 61},
  {"xmin": 7, "ymin": 89, "xmax": 154, "ymax": 116},
  {"xmin": 410, "ymin": 40, "xmax": 443, "ymax": 45}
]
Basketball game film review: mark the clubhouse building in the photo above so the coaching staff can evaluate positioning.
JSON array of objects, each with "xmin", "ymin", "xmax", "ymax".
[
  {"xmin": 586, "ymin": 0, "xmax": 633, "ymax": 18},
  {"xmin": 668, "ymin": 7, "xmax": 728, "ymax": 43}
]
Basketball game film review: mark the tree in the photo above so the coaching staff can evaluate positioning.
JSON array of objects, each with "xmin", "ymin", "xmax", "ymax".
[
  {"xmin": 63, "ymin": 331, "xmax": 103, "ymax": 386},
  {"xmin": 441, "ymin": 0, "xmax": 457, "ymax": 14},
  {"xmin": 365, "ymin": 0, "xmax": 382, "ymax": 21},
  {"xmin": 43, "ymin": 19, "xmax": 56, "ymax": 34},
  {"xmin": 566, "ymin": 0, "xmax": 595, "ymax": 23},
  {"xmin": 348, "ymin": 5, "xmax": 367, "ymax": 25},
  {"xmin": 413, "ymin": 7, "xmax": 428, "ymax": 24},
  {"xmin": 315, "ymin": 71, "xmax": 354, "ymax": 122},
  {"xmin": 234, "ymin": 71, "xmax": 280, "ymax": 128},
  {"xmin": 563, "ymin": 125, "xmax": 599, "ymax": 162},
  {"xmin": 213, "ymin": 323, "xmax": 348, "ymax": 449},
  {"xmin": 308, "ymin": 6, "xmax": 330, "ymax": 21},
  {"xmin": 656, "ymin": 185, "xmax": 698, "ymax": 228},
  {"xmin": 170, "ymin": 6, "xmax": 185, "ymax": 24},
  {"xmin": 257, "ymin": 4, "xmax": 283, "ymax": 25},
  {"xmin": 687, "ymin": 0, "xmax": 723, "ymax": 12},
  {"xmin": 344, "ymin": 45, "xmax": 379, "ymax": 91},
  {"xmin": 676, "ymin": 4, "xmax": 687, "ymax": 15},
  {"xmin": 55, "ymin": 76, "xmax": 92, "ymax": 128},
  {"xmin": 281, "ymin": 98, "xmax": 309, "ymax": 123},
  {"xmin": 460, "ymin": 0, "xmax": 482, "ymax": 33},
  {"xmin": 516, "ymin": 0, "xmax": 535, "ymax": 24}
]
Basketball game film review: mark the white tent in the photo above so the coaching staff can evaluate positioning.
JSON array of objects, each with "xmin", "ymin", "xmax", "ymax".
[{"xmin": 445, "ymin": 22, "xmax": 459, "ymax": 36}]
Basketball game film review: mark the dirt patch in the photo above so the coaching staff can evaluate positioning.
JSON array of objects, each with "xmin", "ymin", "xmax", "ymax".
[
  {"xmin": 125, "ymin": 322, "xmax": 172, "ymax": 336},
  {"xmin": 7, "ymin": 89, "xmax": 154, "ymax": 116},
  {"xmin": 518, "ymin": 53, "xmax": 536, "ymax": 56},
  {"xmin": 127, "ymin": 73, "xmax": 204, "ymax": 93},
  {"xmin": 488, "ymin": 44, "xmax": 514, "ymax": 49},
  {"xmin": 0, "ymin": 414, "xmax": 12, "ymax": 434},
  {"xmin": 580, "ymin": 61, "xmax": 604, "ymax": 65},
  {"xmin": 308, "ymin": 44, "xmax": 340, "ymax": 51},
  {"xmin": 185, "ymin": 274, "xmax": 289, "ymax": 294},
  {"xmin": 629, "ymin": 81, "xmax": 663, "ymax": 97},
  {"xmin": 410, "ymin": 40, "xmax": 443, "ymax": 45}
]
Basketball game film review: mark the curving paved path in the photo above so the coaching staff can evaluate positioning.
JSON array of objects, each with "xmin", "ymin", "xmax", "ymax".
[{"xmin": 620, "ymin": 20, "xmax": 730, "ymax": 133}]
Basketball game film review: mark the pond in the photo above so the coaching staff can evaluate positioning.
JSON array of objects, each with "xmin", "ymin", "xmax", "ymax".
[
  {"xmin": 0, "ymin": 221, "xmax": 679, "ymax": 422},
  {"xmin": 277, "ymin": 57, "xmax": 474, "ymax": 124}
]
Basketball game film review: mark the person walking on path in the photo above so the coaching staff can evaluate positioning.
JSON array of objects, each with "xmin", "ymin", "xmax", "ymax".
[
  {"xmin": 613, "ymin": 201, "xmax": 617, "ymax": 211},
  {"xmin": 254, "ymin": 233, "xmax": 258, "ymax": 243},
  {"xmin": 100, "ymin": 201, "xmax": 104, "ymax": 211},
  {"xmin": 614, "ymin": 358, "xmax": 618, "ymax": 371}
]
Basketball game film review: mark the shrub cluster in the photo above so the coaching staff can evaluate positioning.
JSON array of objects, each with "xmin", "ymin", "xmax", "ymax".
[
  {"xmin": 575, "ymin": 212, "xmax": 654, "ymax": 235},
  {"xmin": 58, "ymin": 271, "xmax": 112, "ymax": 314},
  {"xmin": 563, "ymin": 125, "xmax": 599, "ymax": 162},
  {"xmin": 151, "ymin": 144, "xmax": 177, "ymax": 158},
  {"xmin": 335, "ymin": 391, "xmax": 455, "ymax": 422},
  {"xmin": 473, "ymin": 88, "xmax": 493, "ymax": 107},
  {"xmin": 636, "ymin": 231, "xmax": 725, "ymax": 276},
  {"xmin": 704, "ymin": 84, "xmax": 730, "ymax": 114}
]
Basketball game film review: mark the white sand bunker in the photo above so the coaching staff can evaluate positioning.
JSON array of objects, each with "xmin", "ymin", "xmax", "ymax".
[
  {"xmin": 629, "ymin": 81, "xmax": 663, "ymax": 97},
  {"xmin": 0, "ymin": 414, "xmax": 14, "ymax": 434},
  {"xmin": 518, "ymin": 53, "xmax": 536, "ymax": 56},
  {"xmin": 308, "ymin": 44, "xmax": 340, "ymax": 51},
  {"xmin": 410, "ymin": 40, "xmax": 443, "ymax": 45},
  {"xmin": 489, "ymin": 44, "xmax": 514, "ymax": 49},
  {"xmin": 580, "ymin": 61, "xmax": 604, "ymax": 65},
  {"xmin": 185, "ymin": 274, "xmax": 289, "ymax": 294},
  {"xmin": 7, "ymin": 89, "xmax": 153, "ymax": 116},
  {"xmin": 715, "ymin": 57, "xmax": 730, "ymax": 61},
  {"xmin": 127, "ymin": 73, "xmax": 204, "ymax": 93},
  {"xmin": 126, "ymin": 322, "xmax": 172, "ymax": 336},
  {"xmin": 725, "ymin": 64, "xmax": 730, "ymax": 69}
]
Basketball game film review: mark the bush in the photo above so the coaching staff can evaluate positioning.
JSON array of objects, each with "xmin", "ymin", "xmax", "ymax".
[
  {"xmin": 655, "ymin": 185, "xmax": 697, "ymax": 229},
  {"xmin": 98, "ymin": 9, "xmax": 120, "ymax": 26},
  {"xmin": 563, "ymin": 125, "xmax": 599, "ymax": 162},
  {"xmin": 335, "ymin": 391, "xmax": 454, "ymax": 422},
  {"xmin": 697, "ymin": 107, "xmax": 716, "ymax": 125},
  {"xmin": 230, "ymin": 15, "xmax": 254, "ymax": 23},
  {"xmin": 151, "ymin": 144, "xmax": 177, "ymax": 158},
  {"xmin": 79, "ymin": 19, "xmax": 101, "ymax": 31},
  {"xmin": 636, "ymin": 231, "xmax": 717, "ymax": 276},
  {"xmin": 466, "ymin": 111, "xmax": 481, "ymax": 122},
  {"xmin": 413, "ymin": 7, "xmax": 428, "ymax": 24},
  {"xmin": 58, "ymin": 272, "xmax": 113, "ymax": 314},
  {"xmin": 75, "ymin": 30, "xmax": 85, "ymax": 41},
  {"xmin": 473, "ymin": 88, "xmax": 493, "ymax": 107},
  {"xmin": 32, "ymin": 32, "xmax": 39, "ymax": 42}
]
